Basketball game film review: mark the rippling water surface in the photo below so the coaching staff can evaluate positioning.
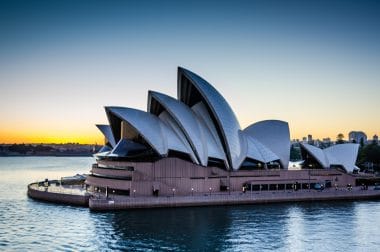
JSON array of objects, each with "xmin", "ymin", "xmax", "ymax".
[{"xmin": 1, "ymin": 157, "xmax": 380, "ymax": 251}]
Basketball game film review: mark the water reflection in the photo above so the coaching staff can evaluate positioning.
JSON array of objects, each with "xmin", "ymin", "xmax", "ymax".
[
  {"xmin": 91, "ymin": 202, "xmax": 379, "ymax": 251},
  {"xmin": 283, "ymin": 202, "xmax": 357, "ymax": 251},
  {"xmin": 353, "ymin": 201, "xmax": 380, "ymax": 249},
  {"xmin": 93, "ymin": 207, "xmax": 233, "ymax": 251},
  {"xmin": 223, "ymin": 204, "xmax": 290, "ymax": 251}
]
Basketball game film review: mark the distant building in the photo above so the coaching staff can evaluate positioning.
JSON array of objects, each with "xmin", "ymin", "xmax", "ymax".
[
  {"xmin": 291, "ymin": 139, "xmax": 299, "ymax": 144},
  {"xmin": 307, "ymin": 134, "xmax": 312, "ymax": 142},
  {"xmin": 323, "ymin": 138, "xmax": 331, "ymax": 144},
  {"xmin": 307, "ymin": 134, "xmax": 314, "ymax": 145},
  {"xmin": 348, "ymin": 131, "xmax": 367, "ymax": 144}
]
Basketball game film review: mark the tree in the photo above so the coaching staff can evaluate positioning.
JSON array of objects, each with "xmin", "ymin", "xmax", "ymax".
[
  {"xmin": 290, "ymin": 144, "xmax": 302, "ymax": 161},
  {"xmin": 366, "ymin": 142, "xmax": 380, "ymax": 165},
  {"xmin": 357, "ymin": 142, "xmax": 380, "ymax": 171},
  {"xmin": 336, "ymin": 133, "xmax": 345, "ymax": 144},
  {"xmin": 360, "ymin": 138, "xmax": 365, "ymax": 147}
]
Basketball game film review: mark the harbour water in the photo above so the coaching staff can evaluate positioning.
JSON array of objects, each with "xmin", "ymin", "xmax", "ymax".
[{"xmin": 1, "ymin": 157, "xmax": 380, "ymax": 251}]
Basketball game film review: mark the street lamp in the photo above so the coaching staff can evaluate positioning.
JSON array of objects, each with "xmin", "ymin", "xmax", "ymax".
[
  {"xmin": 172, "ymin": 188, "xmax": 176, "ymax": 197},
  {"xmin": 209, "ymin": 187, "xmax": 212, "ymax": 196},
  {"xmin": 191, "ymin": 187, "xmax": 194, "ymax": 196},
  {"xmin": 133, "ymin": 189, "xmax": 136, "ymax": 197}
]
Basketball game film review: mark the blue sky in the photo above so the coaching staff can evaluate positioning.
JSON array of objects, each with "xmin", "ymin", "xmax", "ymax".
[{"xmin": 0, "ymin": 0, "xmax": 379, "ymax": 143}]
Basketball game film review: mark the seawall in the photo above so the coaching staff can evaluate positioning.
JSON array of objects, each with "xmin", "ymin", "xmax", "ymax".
[
  {"xmin": 27, "ymin": 183, "xmax": 90, "ymax": 207},
  {"xmin": 89, "ymin": 188, "xmax": 380, "ymax": 211}
]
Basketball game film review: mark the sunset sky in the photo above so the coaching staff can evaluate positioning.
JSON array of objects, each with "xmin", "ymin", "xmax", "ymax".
[{"xmin": 1, "ymin": 0, "xmax": 379, "ymax": 144}]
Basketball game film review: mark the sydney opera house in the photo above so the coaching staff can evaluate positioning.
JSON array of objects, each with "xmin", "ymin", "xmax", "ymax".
[{"xmin": 86, "ymin": 67, "xmax": 359, "ymax": 197}]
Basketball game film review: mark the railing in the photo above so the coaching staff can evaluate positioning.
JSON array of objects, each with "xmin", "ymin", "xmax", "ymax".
[{"xmin": 28, "ymin": 182, "xmax": 87, "ymax": 196}]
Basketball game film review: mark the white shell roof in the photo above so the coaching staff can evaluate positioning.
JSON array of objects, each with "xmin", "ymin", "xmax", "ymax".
[
  {"xmin": 191, "ymin": 102, "xmax": 228, "ymax": 164},
  {"xmin": 110, "ymin": 138, "xmax": 147, "ymax": 157},
  {"xmin": 300, "ymin": 143, "xmax": 359, "ymax": 173},
  {"xmin": 148, "ymin": 91, "xmax": 207, "ymax": 166},
  {"xmin": 244, "ymin": 133, "xmax": 280, "ymax": 163},
  {"xmin": 98, "ymin": 145, "xmax": 112, "ymax": 153},
  {"xmin": 95, "ymin": 67, "xmax": 299, "ymax": 171},
  {"xmin": 244, "ymin": 120, "xmax": 291, "ymax": 169},
  {"xmin": 300, "ymin": 143, "xmax": 329, "ymax": 168},
  {"xmin": 178, "ymin": 67, "xmax": 244, "ymax": 170},
  {"xmin": 106, "ymin": 107, "xmax": 168, "ymax": 155},
  {"xmin": 324, "ymin": 143, "xmax": 359, "ymax": 173},
  {"xmin": 111, "ymin": 138, "xmax": 129, "ymax": 156},
  {"xmin": 158, "ymin": 111, "xmax": 199, "ymax": 164},
  {"xmin": 96, "ymin": 124, "xmax": 116, "ymax": 147},
  {"xmin": 106, "ymin": 107, "xmax": 193, "ymax": 158}
]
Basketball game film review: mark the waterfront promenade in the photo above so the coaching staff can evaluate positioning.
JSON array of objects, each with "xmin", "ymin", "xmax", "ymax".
[
  {"xmin": 89, "ymin": 187, "xmax": 380, "ymax": 211},
  {"xmin": 27, "ymin": 179, "xmax": 380, "ymax": 211}
]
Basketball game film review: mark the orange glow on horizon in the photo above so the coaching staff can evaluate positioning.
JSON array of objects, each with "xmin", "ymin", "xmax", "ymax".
[{"xmin": 0, "ymin": 130, "xmax": 103, "ymax": 145}]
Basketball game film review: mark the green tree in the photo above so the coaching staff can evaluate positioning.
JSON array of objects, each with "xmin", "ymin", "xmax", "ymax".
[
  {"xmin": 366, "ymin": 143, "xmax": 380, "ymax": 164},
  {"xmin": 357, "ymin": 142, "xmax": 380, "ymax": 171},
  {"xmin": 360, "ymin": 138, "xmax": 365, "ymax": 147},
  {"xmin": 336, "ymin": 133, "xmax": 345, "ymax": 144},
  {"xmin": 290, "ymin": 144, "xmax": 302, "ymax": 161}
]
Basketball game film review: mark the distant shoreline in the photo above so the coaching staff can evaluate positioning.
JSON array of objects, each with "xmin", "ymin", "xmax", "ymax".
[{"xmin": 0, "ymin": 143, "xmax": 100, "ymax": 157}]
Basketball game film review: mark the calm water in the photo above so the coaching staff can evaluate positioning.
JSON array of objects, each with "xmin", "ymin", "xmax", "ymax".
[{"xmin": 1, "ymin": 157, "xmax": 380, "ymax": 251}]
